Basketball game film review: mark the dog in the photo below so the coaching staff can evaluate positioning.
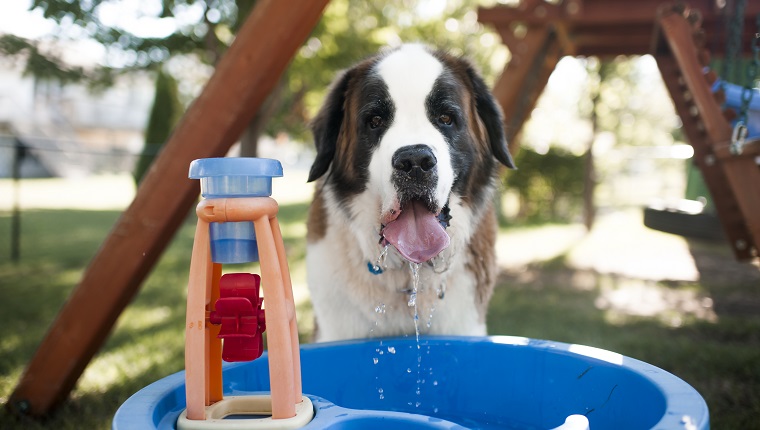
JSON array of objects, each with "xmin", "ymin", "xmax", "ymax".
[{"xmin": 306, "ymin": 44, "xmax": 515, "ymax": 342}]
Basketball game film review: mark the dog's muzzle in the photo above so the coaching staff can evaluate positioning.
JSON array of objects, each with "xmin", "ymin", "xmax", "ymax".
[
  {"xmin": 382, "ymin": 144, "xmax": 450, "ymax": 264},
  {"xmin": 391, "ymin": 144, "xmax": 438, "ymax": 209}
]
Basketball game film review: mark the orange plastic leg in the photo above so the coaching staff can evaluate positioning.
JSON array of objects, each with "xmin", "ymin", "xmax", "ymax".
[
  {"xmin": 254, "ymin": 214, "xmax": 296, "ymax": 419},
  {"xmin": 185, "ymin": 219, "xmax": 213, "ymax": 420},
  {"xmin": 207, "ymin": 263, "xmax": 223, "ymax": 404},
  {"xmin": 271, "ymin": 216, "xmax": 303, "ymax": 401}
]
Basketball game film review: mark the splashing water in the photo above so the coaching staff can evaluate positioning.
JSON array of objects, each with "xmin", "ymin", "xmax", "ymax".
[
  {"xmin": 408, "ymin": 262, "xmax": 420, "ymax": 308},
  {"xmin": 426, "ymin": 305, "xmax": 436, "ymax": 329},
  {"xmin": 369, "ymin": 303, "xmax": 386, "ymax": 337},
  {"xmin": 369, "ymin": 244, "xmax": 390, "ymax": 274},
  {"xmin": 408, "ymin": 262, "xmax": 423, "ymax": 407},
  {"xmin": 436, "ymin": 280, "xmax": 446, "ymax": 299},
  {"xmin": 430, "ymin": 253, "xmax": 451, "ymax": 274},
  {"xmin": 408, "ymin": 262, "xmax": 421, "ymax": 345}
]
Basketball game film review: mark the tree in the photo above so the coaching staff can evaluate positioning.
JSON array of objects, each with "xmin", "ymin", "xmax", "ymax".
[
  {"xmin": 133, "ymin": 69, "xmax": 183, "ymax": 184},
  {"xmin": 2, "ymin": 1, "xmax": 506, "ymax": 153}
]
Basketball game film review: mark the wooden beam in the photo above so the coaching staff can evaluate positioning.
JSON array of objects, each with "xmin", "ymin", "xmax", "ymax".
[
  {"xmin": 479, "ymin": 0, "xmax": 760, "ymax": 57},
  {"xmin": 492, "ymin": 26, "xmax": 563, "ymax": 152},
  {"xmin": 657, "ymin": 57, "xmax": 755, "ymax": 260},
  {"xmin": 657, "ymin": 11, "xmax": 759, "ymax": 260},
  {"xmin": 7, "ymin": 0, "xmax": 330, "ymax": 417},
  {"xmin": 480, "ymin": 0, "xmax": 760, "ymax": 27}
]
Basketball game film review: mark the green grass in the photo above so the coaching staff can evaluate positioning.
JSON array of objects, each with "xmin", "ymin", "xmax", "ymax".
[{"xmin": 1, "ymin": 207, "xmax": 759, "ymax": 429}]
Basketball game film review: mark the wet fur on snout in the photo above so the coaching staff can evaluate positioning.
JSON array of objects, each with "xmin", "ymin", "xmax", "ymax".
[{"xmin": 305, "ymin": 44, "xmax": 514, "ymax": 342}]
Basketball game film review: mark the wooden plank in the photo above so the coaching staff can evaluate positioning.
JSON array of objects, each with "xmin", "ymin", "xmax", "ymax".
[
  {"xmin": 491, "ymin": 26, "xmax": 562, "ymax": 152},
  {"xmin": 8, "ymin": 0, "xmax": 330, "ymax": 417},
  {"xmin": 479, "ymin": 0, "xmax": 760, "ymax": 27},
  {"xmin": 657, "ymin": 57, "xmax": 754, "ymax": 260},
  {"xmin": 479, "ymin": 0, "xmax": 760, "ymax": 57},
  {"xmin": 657, "ymin": 11, "xmax": 758, "ymax": 260},
  {"xmin": 714, "ymin": 138, "xmax": 760, "ymax": 161}
]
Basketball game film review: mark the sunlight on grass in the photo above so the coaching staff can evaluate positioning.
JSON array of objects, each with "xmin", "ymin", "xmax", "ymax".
[
  {"xmin": 114, "ymin": 306, "xmax": 173, "ymax": 332},
  {"xmin": 78, "ymin": 333, "xmax": 183, "ymax": 394},
  {"xmin": 567, "ymin": 211, "xmax": 699, "ymax": 282},
  {"xmin": 280, "ymin": 221, "xmax": 307, "ymax": 241},
  {"xmin": 0, "ymin": 334, "xmax": 22, "ymax": 356},
  {"xmin": 594, "ymin": 277, "xmax": 717, "ymax": 327}
]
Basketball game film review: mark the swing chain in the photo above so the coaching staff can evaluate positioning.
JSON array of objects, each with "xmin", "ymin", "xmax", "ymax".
[
  {"xmin": 731, "ymin": 12, "xmax": 759, "ymax": 155},
  {"xmin": 722, "ymin": 0, "xmax": 747, "ymax": 89},
  {"xmin": 738, "ymin": 13, "xmax": 759, "ymax": 124}
]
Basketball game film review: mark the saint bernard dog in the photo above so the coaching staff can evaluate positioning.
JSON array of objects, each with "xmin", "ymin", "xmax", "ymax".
[{"xmin": 306, "ymin": 44, "xmax": 515, "ymax": 342}]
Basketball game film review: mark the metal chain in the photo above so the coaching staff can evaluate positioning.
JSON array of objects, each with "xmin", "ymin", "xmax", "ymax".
[
  {"xmin": 738, "ymin": 13, "xmax": 759, "ymax": 125},
  {"xmin": 723, "ymin": 0, "xmax": 747, "ymax": 87},
  {"xmin": 731, "ymin": 12, "xmax": 759, "ymax": 154}
]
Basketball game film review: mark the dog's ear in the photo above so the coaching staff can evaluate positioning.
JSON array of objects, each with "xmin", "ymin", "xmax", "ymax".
[
  {"xmin": 308, "ymin": 69, "xmax": 353, "ymax": 182},
  {"xmin": 465, "ymin": 66, "xmax": 516, "ymax": 169}
]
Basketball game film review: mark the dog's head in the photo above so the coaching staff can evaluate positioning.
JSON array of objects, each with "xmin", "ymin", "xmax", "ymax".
[{"xmin": 308, "ymin": 44, "xmax": 514, "ymax": 263}]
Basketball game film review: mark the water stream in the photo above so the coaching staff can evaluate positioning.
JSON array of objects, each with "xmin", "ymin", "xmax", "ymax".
[{"xmin": 408, "ymin": 262, "xmax": 422, "ymax": 406}]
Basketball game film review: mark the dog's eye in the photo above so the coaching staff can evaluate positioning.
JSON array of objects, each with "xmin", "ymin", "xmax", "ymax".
[
  {"xmin": 438, "ymin": 114, "xmax": 453, "ymax": 126},
  {"xmin": 369, "ymin": 116, "xmax": 384, "ymax": 129}
]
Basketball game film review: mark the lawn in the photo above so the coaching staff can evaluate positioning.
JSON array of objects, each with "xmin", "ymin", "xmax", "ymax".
[{"xmin": 1, "ymin": 205, "xmax": 759, "ymax": 429}]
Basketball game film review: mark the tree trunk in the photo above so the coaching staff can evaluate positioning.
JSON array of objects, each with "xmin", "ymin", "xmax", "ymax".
[
  {"xmin": 239, "ymin": 77, "xmax": 286, "ymax": 157},
  {"xmin": 583, "ymin": 144, "xmax": 595, "ymax": 231}
]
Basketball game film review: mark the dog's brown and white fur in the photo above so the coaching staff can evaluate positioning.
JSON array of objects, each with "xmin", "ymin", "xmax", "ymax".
[{"xmin": 306, "ymin": 44, "xmax": 514, "ymax": 342}]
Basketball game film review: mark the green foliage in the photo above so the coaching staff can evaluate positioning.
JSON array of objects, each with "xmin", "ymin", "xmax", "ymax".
[
  {"xmin": 267, "ymin": 0, "xmax": 507, "ymax": 141},
  {"xmin": 0, "ymin": 34, "xmax": 88, "ymax": 84},
  {"xmin": 133, "ymin": 70, "xmax": 183, "ymax": 184},
  {"xmin": 20, "ymin": 0, "xmax": 506, "ymax": 142},
  {"xmin": 505, "ymin": 147, "xmax": 585, "ymax": 223}
]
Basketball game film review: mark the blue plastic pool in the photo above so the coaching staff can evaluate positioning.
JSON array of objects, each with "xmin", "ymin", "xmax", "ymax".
[{"xmin": 113, "ymin": 336, "xmax": 709, "ymax": 429}]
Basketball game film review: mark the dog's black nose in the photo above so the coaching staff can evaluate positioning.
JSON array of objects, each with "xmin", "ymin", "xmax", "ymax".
[{"xmin": 392, "ymin": 145, "xmax": 437, "ymax": 178}]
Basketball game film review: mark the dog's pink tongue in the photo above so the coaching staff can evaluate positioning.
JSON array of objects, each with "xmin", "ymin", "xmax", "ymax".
[{"xmin": 382, "ymin": 201, "xmax": 450, "ymax": 264}]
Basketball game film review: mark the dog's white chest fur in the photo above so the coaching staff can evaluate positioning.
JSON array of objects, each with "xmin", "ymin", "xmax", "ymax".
[{"xmin": 307, "ymin": 189, "xmax": 486, "ymax": 342}]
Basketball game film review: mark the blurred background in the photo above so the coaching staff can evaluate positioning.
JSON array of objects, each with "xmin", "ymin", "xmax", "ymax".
[{"xmin": 1, "ymin": 0, "xmax": 759, "ymax": 428}]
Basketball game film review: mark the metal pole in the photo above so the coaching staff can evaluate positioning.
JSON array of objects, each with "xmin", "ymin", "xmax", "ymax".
[{"xmin": 11, "ymin": 138, "xmax": 24, "ymax": 263}]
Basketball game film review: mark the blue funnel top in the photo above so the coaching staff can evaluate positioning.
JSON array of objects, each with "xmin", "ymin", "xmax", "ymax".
[{"xmin": 189, "ymin": 157, "xmax": 283, "ymax": 199}]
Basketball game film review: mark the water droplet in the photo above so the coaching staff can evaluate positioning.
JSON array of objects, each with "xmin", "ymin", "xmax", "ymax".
[
  {"xmin": 378, "ymin": 388, "xmax": 383, "ymax": 394},
  {"xmin": 374, "ymin": 303, "xmax": 386, "ymax": 314},
  {"xmin": 387, "ymin": 346, "xmax": 396, "ymax": 354},
  {"xmin": 370, "ymin": 244, "xmax": 390, "ymax": 275},
  {"xmin": 433, "ymin": 380, "xmax": 438, "ymax": 386},
  {"xmin": 434, "ymin": 407, "xmax": 439, "ymax": 413},
  {"xmin": 407, "ymin": 368, "xmax": 412, "ymax": 373},
  {"xmin": 407, "ymin": 294, "xmax": 416, "ymax": 307},
  {"xmin": 431, "ymin": 254, "xmax": 450, "ymax": 274},
  {"xmin": 373, "ymin": 357, "xmax": 379, "ymax": 365},
  {"xmin": 415, "ymin": 401, "xmax": 421, "ymax": 407},
  {"xmin": 407, "ymin": 262, "xmax": 420, "ymax": 308},
  {"xmin": 426, "ymin": 305, "xmax": 436, "ymax": 329}
]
